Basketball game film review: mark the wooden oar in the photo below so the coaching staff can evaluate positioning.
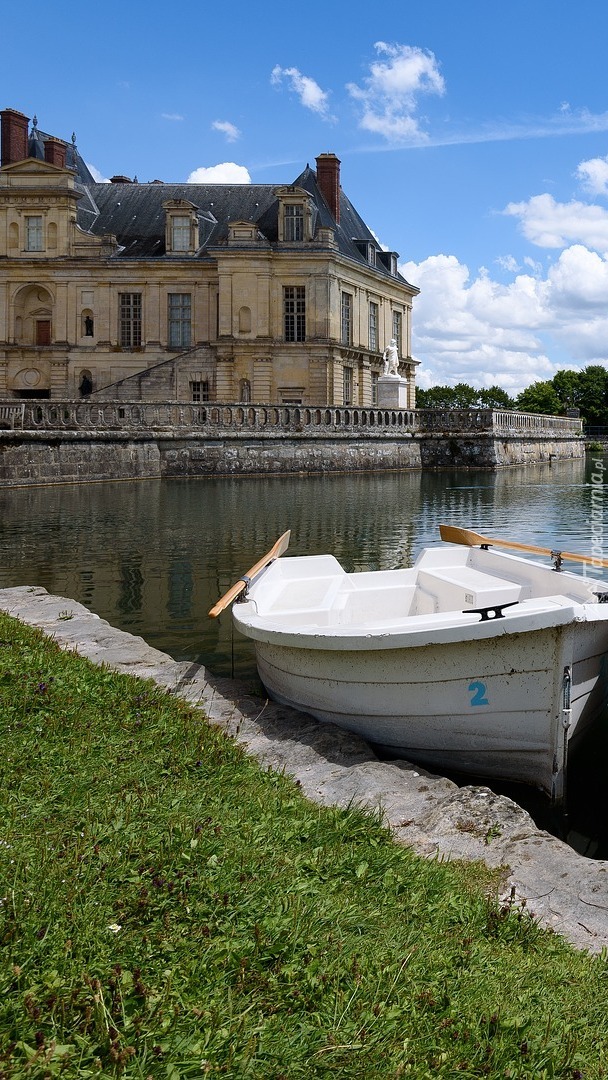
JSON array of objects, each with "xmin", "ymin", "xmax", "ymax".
[
  {"xmin": 208, "ymin": 530, "xmax": 291, "ymax": 617},
  {"xmin": 439, "ymin": 524, "xmax": 608, "ymax": 569}
]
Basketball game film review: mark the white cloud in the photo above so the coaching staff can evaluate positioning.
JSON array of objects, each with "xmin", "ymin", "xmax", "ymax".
[
  {"xmin": 87, "ymin": 163, "xmax": 109, "ymax": 183},
  {"xmin": 271, "ymin": 65, "xmax": 333, "ymax": 119},
  {"xmin": 495, "ymin": 254, "xmax": 520, "ymax": 273},
  {"xmin": 547, "ymin": 244, "xmax": 608, "ymax": 308},
  {"xmin": 523, "ymin": 256, "xmax": 543, "ymax": 274},
  {"xmin": 346, "ymin": 41, "xmax": 445, "ymax": 143},
  {"xmin": 401, "ymin": 246, "xmax": 608, "ymax": 392},
  {"xmin": 503, "ymin": 193, "xmax": 608, "ymax": 251},
  {"xmin": 576, "ymin": 154, "xmax": 608, "ymax": 196},
  {"xmin": 161, "ymin": 112, "xmax": 184, "ymax": 122},
  {"xmin": 212, "ymin": 120, "xmax": 241, "ymax": 143},
  {"xmin": 187, "ymin": 162, "xmax": 251, "ymax": 184}
]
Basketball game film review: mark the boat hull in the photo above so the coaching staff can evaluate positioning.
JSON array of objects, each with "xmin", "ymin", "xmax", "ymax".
[{"xmin": 253, "ymin": 622, "xmax": 605, "ymax": 798}]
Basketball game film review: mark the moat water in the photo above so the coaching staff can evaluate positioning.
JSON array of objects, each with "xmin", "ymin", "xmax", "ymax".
[{"xmin": 1, "ymin": 457, "xmax": 606, "ymax": 855}]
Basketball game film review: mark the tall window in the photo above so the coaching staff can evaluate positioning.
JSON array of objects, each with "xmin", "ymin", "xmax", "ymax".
[
  {"xmin": 341, "ymin": 292, "xmax": 353, "ymax": 346},
  {"xmin": 191, "ymin": 380, "xmax": 209, "ymax": 402},
  {"xmin": 25, "ymin": 216, "xmax": 43, "ymax": 251},
  {"xmin": 284, "ymin": 286, "xmax": 306, "ymax": 342},
  {"xmin": 171, "ymin": 216, "xmax": 191, "ymax": 251},
  {"xmin": 369, "ymin": 301, "xmax": 378, "ymax": 351},
  {"xmin": 168, "ymin": 293, "xmax": 191, "ymax": 348},
  {"xmin": 371, "ymin": 371, "xmax": 379, "ymax": 405},
  {"xmin": 343, "ymin": 366, "xmax": 353, "ymax": 405},
  {"xmin": 392, "ymin": 310, "xmax": 402, "ymax": 355},
  {"xmin": 119, "ymin": 293, "xmax": 142, "ymax": 348},
  {"xmin": 284, "ymin": 204, "xmax": 304, "ymax": 241}
]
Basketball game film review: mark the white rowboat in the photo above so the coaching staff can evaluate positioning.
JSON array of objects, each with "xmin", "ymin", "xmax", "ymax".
[{"xmin": 212, "ymin": 528, "xmax": 608, "ymax": 802}]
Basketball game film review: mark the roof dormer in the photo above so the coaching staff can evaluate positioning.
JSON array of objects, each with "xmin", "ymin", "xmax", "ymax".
[
  {"xmin": 275, "ymin": 186, "xmax": 314, "ymax": 243},
  {"xmin": 0, "ymin": 156, "xmax": 84, "ymax": 258},
  {"xmin": 163, "ymin": 198, "xmax": 199, "ymax": 255}
]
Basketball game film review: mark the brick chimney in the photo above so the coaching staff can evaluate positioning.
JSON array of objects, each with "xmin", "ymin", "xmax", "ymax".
[
  {"xmin": 1, "ymin": 108, "xmax": 30, "ymax": 166},
  {"xmin": 44, "ymin": 136, "xmax": 67, "ymax": 169},
  {"xmin": 315, "ymin": 153, "xmax": 341, "ymax": 225}
]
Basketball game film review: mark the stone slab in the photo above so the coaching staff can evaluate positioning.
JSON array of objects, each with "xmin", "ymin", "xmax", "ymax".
[
  {"xmin": 2, "ymin": 583, "xmax": 608, "ymax": 953},
  {"xmin": 377, "ymin": 375, "xmax": 409, "ymax": 408}
]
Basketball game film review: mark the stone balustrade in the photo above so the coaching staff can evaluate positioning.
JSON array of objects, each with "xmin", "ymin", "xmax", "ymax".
[
  {"xmin": 416, "ymin": 407, "xmax": 583, "ymax": 436},
  {"xmin": 0, "ymin": 403, "xmax": 25, "ymax": 429},
  {"xmin": 0, "ymin": 399, "xmax": 584, "ymax": 438}
]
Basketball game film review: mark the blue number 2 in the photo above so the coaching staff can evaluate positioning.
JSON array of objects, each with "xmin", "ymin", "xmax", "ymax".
[{"xmin": 468, "ymin": 680, "xmax": 489, "ymax": 707}]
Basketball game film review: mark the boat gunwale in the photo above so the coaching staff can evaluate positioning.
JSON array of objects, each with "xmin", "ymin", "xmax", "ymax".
[{"xmin": 233, "ymin": 597, "xmax": 586, "ymax": 650}]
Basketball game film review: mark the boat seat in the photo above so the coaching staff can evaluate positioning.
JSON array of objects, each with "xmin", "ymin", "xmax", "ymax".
[
  {"xmin": 416, "ymin": 567, "xmax": 522, "ymax": 614},
  {"xmin": 257, "ymin": 575, "xmax": 348, "ymax": 617}
]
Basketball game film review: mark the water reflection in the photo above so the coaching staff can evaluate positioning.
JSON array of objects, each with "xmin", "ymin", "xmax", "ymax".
[
  {"xmin": 1, "ymin": 457, "xmax": 606, "ymax": 853},
  {"xmin": 1, "ymin": 458, "xmax": 601, "ymax": 679}
]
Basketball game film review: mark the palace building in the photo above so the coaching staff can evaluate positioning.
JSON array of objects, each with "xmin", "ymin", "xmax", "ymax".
[{"xmin": 0, "ymin": 107, "xmax": 419, "ymax": 405}]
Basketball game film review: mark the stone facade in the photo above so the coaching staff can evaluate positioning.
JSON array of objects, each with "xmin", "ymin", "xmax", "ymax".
[{"xmin": 0, "ymin": 109, "xmax": 419, "ymax": 408}]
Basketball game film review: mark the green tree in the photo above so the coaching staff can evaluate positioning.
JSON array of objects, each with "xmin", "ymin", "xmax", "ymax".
[
  {"xmin": 416, "ymin": 385, "xmax": 458, "ymax": 408},
  {"xmin": 552, "ymin": 369, "xmax": 583, "ymax": 412},
  {"xmin": 515, "ymin": 381, "xmax": 562, "ymax": 415},
  {"xmin": 577, "ymin": 365, "xmax": 608, "ymax": 423},
  {"xmin": 478, "ymin": 386, "xmax": 516, "ymax": 409},
  {"xmin": 416, "ymin": 383, "xmax": 479, "ymax": 408},
  {"xmin": 451, "ymin": 382, "xmax": 480, "ymax": 407}
]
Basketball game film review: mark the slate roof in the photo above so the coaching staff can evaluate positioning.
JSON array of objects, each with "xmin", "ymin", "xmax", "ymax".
[
  {"xmin": 28, "ymin": 123, "xmax": 96, "ymax": 186},
  {"xmin": 72, "ymin": 161, "xmax": 413, "ymax": 286}
]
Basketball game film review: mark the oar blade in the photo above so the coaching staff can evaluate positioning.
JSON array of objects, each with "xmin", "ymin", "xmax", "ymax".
[
  {"xmin": 439, "ymin": 525, "xmax": 485, "ymax": 547},
  {"xmin": 440, "ymin": 524, "xmax": 608, "ymax": 569}
]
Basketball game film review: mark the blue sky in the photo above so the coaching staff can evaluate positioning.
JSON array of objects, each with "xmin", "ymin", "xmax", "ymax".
[{"xmin": 5, "ymin": 0, "xmax": 608, "ymax": 393}]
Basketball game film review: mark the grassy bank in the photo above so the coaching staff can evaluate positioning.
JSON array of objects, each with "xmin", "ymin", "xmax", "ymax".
[{"xmin": 1, "ymin": 611, "xmax": 607, "ymax": 1079}]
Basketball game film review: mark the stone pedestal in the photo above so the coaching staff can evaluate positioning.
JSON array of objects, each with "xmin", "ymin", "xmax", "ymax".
[{"xmin": 377, "ymin": 375, "xmax": 408, "ymax": 408}]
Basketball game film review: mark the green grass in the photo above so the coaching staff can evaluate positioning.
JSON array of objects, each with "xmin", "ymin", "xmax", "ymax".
[{"xmin": 1, "ymin": 611, "xmax": 607, "ymax": 1079}]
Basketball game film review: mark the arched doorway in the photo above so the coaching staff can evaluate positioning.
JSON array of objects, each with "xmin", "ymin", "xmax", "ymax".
[
  {"xmin": 79, "ymin": 369, "xmax": 93, "ymax": 396},
  {"xmin": 13, "ymin": 284, "xmax": 54, "ymax": 346}
]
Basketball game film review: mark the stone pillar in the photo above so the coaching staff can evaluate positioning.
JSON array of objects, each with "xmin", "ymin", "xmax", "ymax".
[
  {"xmin": 215, "ymin": 357, "xmax": 234, "ymax": 399},
  {"xmin": 309, "ymin": 354, "xmax": 330, "ymax": 404},
  {"xmin": 0, "ymin": 280, "xmax": 8, "ymax": 343},
  {"xmin": 217, "ymin": 270, "xmax": 232, "ymax": 338},
  {"xmin": 377, "ymin": 375, "xmax": 408, "ymax": 408},
  {"xmin": 256, "ymin": 273, "xmax": 271, "ymax": 337},
  {"xmin": 54, "ymin": 283, "xmax": 69, "ymax": 345},
  {"xmin": 253, "ymin": 357, "xmax": 272, "ymax": 402},
  {"xmin": 50, "ymin": 358, "xmax": 69, "ymax": 399},
  {"xmin": 360, "ymin": 360, "xmax": 372, "ymax": 407},
  {"xmin": 147, "ymin": 283, "xmax": 161, "ymax": 346},
  {"xmin": 94, "ymin": 283, "xmax": 112, "ymax": 346}
]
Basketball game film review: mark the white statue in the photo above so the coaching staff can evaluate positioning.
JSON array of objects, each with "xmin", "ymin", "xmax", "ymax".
[{"xmin": 382, "ymin": 338, "xmax": 400, "ymax": 377}]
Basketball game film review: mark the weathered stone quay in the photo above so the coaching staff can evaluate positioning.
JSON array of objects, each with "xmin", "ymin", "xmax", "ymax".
[
  {"xmin": 2, "ymin": 582, "xmax": 608, "ymax": 954},
  {"xmin": 0, "ymin": 400, "xmax": 583, "ymax": 487}
]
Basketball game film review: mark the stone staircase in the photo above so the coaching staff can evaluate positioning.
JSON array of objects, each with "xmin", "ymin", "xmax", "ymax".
[{"xmin": 92, "ymin": 346, "xmax": 214, "ymax": 402}]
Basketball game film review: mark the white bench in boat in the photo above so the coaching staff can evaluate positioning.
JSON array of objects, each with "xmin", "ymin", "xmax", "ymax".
[{"xmin": 416, "ymin": 566, "xmax": 522, "ymax": 614}]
